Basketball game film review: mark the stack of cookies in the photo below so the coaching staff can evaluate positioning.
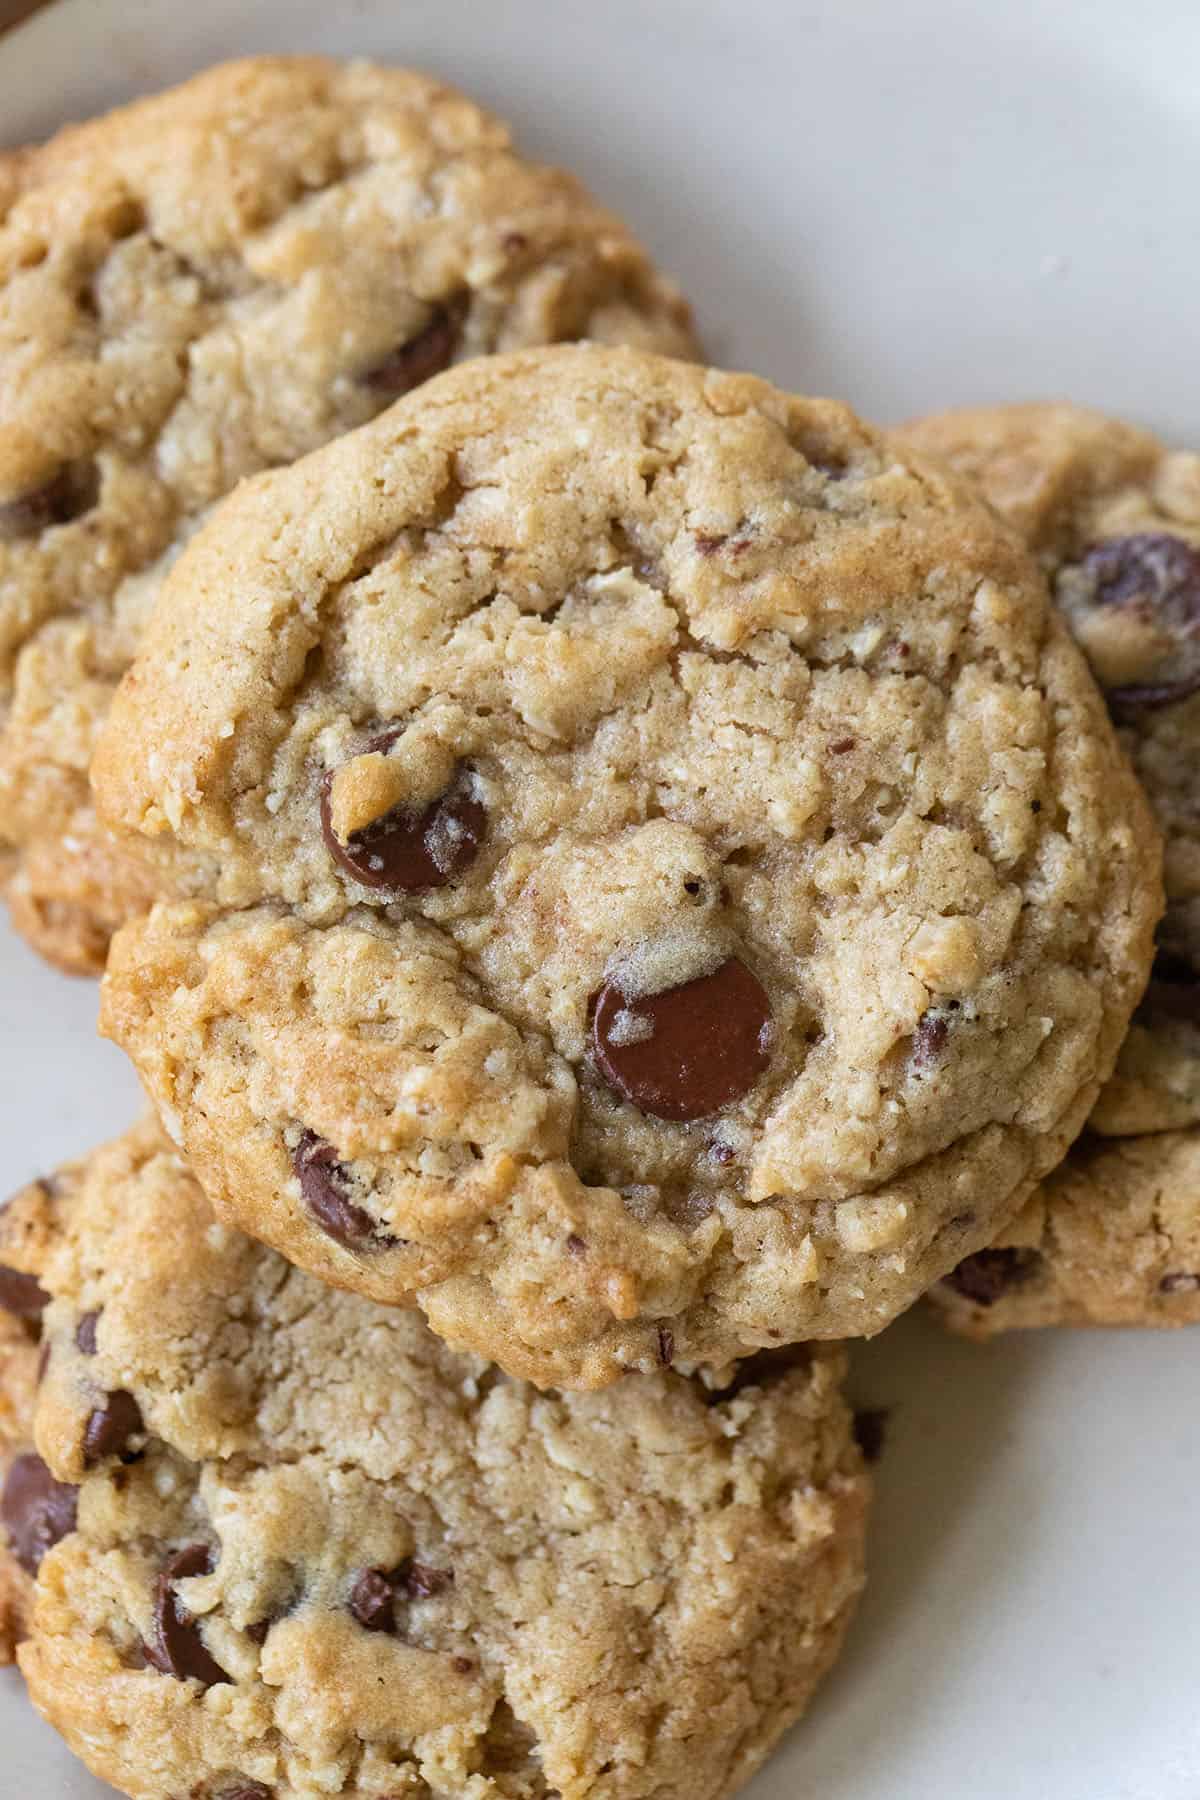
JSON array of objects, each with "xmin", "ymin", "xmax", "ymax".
[{"xmin": 0, "ymin": 54, "xmax": 1177, "ymax": 1800}]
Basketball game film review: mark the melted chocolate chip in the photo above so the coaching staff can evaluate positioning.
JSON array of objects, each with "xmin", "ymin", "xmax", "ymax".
[
  {"xmin": 1159, "ymin": 1271, "xmax": 1200, "ymax": 1294},
  {"xmin": 1075, "ymin": 533, "xmax": 1200, "ymax": 710},
  {"xmin": 292, "ymin": 1130, "xmax": 392, "ymax": 1252},
  {"xmin": 349, "ymin": 1566, "xmax": 400, "ymax": 1634},
  {"xmin": 75, "ymin": 1310, "xmax": 100, "ymax": 1354},
  {"xmin": 320, "ymin": 742, "xmax": 486, "ymax": 894},
  {"xmin": 0, "ymin": 463, "xmax": 99, "ymax": 542},
  {"xmin": 145, "ymin": 1544, "xmax": 230, "ymax": 1686},
  {"xmin": 82, "ymin": 1389, "xmax": 144, "ymax": 1466},
  {"xmin": 362, "ymin": 300, "xmax": 465, "ymax": 396},
  {"xmin": 0, "ymin": 1264, "xmax": 49, "ymax": 1322},
  {"xmin": 911, "ymin": 1012, "xmax": 949, "ymax": 1070},
  {"xmin": 1079, "ymin": 531, "xmax": 1200, "ymax": 616},
  {"xmin": 592, "ymin": 956, "xmax": 773, "ymax": 1122},
  {"xmin": 703, "ymin": 1345, "xmax": 812, "ymax": 1405},
  {"xmin": 0, "ymin": 1452, "xmax": 78, "ymax": 1574},
  {"xmin": 852, "ymin": 1407, "xmax": 890, "ymax": 1464},
  {"xmin": 945, "ymin": 1247, "xmax": 1041, "ymax": 1306}
]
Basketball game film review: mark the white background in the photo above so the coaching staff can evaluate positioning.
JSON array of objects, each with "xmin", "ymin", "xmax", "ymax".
[{"xmin": 1, "ymin": 3, "xmax": 1198, "ymax": 1796}]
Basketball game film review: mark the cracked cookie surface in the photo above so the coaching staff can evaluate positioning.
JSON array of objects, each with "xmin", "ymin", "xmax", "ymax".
[
  {"xmin": 0, "ymin": 54, "xmax": 695, "ymax": 972},
  {"xmin": 94, "ymin": 346, "xmax": 1159, "ymax": 1384},
  {"xmin": 0, "ymin": 1121, "xmax": 869, "ymax": 1800},
  {"xmin": 903, "ymin": 402, "xmax": 1200, "ymax": 1332}
]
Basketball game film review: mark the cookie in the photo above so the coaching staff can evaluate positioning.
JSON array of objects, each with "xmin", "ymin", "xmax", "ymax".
[
  {"xmin": 900, "ymin": 403, "xmax": 1200, "ymax": 1135},
  {"xmin": 91, "ymin": 345, "xmax": 1160, "ymax": 1384},
  {"xmin": 0, "ymin": 54, "xmax": 696, "ymax": 973},
  {"xmin": 0, "ymin": 1179, "xmax": 53, "ymax": 1662},
  {"xmin": 930, "ymin": 1130, "xmax": 1200, "ymax": 1335},
  {"xmin": 0, "ymin": 1122, "xmax": 869, "ymax": 1800},
  {"xmin": 901, "ymin": 402, "xmax": 1200, "ymax": 1333}
]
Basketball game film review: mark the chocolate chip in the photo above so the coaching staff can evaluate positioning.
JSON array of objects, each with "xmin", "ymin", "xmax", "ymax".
[
  {"xmin": 348, "ymin": 1566, "xmax": 400, "ymax": 1634},
  {"xmin": 829, "ymin": 737, "xmax": 856, "ymax": 754},
  {"xmin": 0, "ymin": 1264, "xmax": 49, "ymax": 1322},
  {"xmin": 944, "ymin": 1247, "xmax": 1040, "ymax": 1306},
  {"xmin": 245, "ymin": 1618, "xmax": 271, "ymax": 1645},
  {"xmin": 292, "ymin": 1130, "xmax": 392, "ymax": 1252},
  {"xmin": 1079, "ymin": 531, "xmax": 1200, "ymax": 614},
  {"xmin": 362, "ymin": 299, "xmax": 465, "ymax": 396},
  {"xmin": 656, "ymin": 1326, "xmax": 675, "ymax": 1366},
  {"xmin": 703, "ymin": 1345, "xmax": 812, "ymax": 1405},
  {"xmin": 320, "ymin": 745, "xmax": 486, "ymax": 893},
  {"xmin": 1159, "ymin": 1271, "xmax": 1200, "ymax": 1294},
  {"xmin": 75, "ymin": 1310, "xmax": 100, "ymax": 1354},
  {"xmin": 911, "ymin": 1012, "xmax": 949, "ymax": 1070},
  {"xmin": 217, "ymin": 1786, "xmax": 272, "ymax": 1800},
  {"xmin": 82, "ymin": 1389, "xmax": 144, "ymax": 1466},
  {"xmin": 1074, "ymin": 533, "xmax": 1200, "ymax": 710},
  {"xmin": 145, "ymin": 1544, "xmax": 230, "ymax": 1686},
  {"xmin": 405, "ymin": 1560, "xmax": 454, "ymax": 1599},
  {"xmin": 592, "ymin": 956, "xmax": 773, "ymax": 1122},
  {"xmin": 852, "ymin": 1407, "xmax": 890, "ymax": 1464},
  {"xmin": 0, "ymin": 463, "xmax": 99, "ymax": 542},
  {"xmin": 0, "ymin": 1452, "xmax": 78, "ymax": 1574}
]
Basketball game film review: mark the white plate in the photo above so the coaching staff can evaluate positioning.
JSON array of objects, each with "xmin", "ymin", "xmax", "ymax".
[{"xmin": 1, "ymin": 3, "xmax": 1198, "ymax": 1796}]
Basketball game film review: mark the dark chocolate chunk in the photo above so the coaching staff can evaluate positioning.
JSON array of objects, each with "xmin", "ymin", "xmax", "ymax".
[
  {"xmin": 320, "ymin": 741, "xmax": 486, "ymax": 893},
  {"xmin": 82, "ymin": 1389, "xmax": 144, "ymax": 1466},
  {"xmin": 944, "ymin": 1247, "xmax": 1040, "ymax": 1306},
  {"xmin": 592, "ymin": 956, "xmax": 773, "ymax": 1122},
  {"xmin": 0, "ymin": 1452, "xmax": 78, "ymax": 1574},
  {"xmin": 0, "ymin": 462, "xmax": 99, "ymax": 542},
  {"xmin": 145, "ymin": 1543, "xmax": 230, "ymax": 1686},
  {"xmin": 1074, "ymin": 533, "xmax": 1200, "ymax": 711},
  {"xmin": 1159, "ymin": 1271, "xmax": 1200, "ymax": 1295},
  {"xmin": 362, "ymin": 300, "xmax": 465, "ymax": 396},
  {"xmin": 292, "ymin": 1130, "xmax": 392, "ymax": 1252},
  {"xmin": 911, "ymin": 1012, "xmax": 949, "ymax": 1070},
  {"xmin": 349, "ymin": 1566, "xmax": 400, "ymax": 1635},
  {"xmin": 0, "ymin": 1264, "xmax": 49, "ymax": 1322},
  {"xmin": 75, "ymin": 1310, "xmax": 100, "ymax": 1355}
]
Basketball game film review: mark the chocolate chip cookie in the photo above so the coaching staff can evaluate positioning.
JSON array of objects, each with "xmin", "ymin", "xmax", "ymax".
[
  {"xmin": 0, "ymin": 54, "xmax": 696, "ymax": 973},
  {"xmin": 92, "ymin": 345, "xmax": 1159, "ymax": 1384},
  {"xmin": 0, "ymin": 1121, "xmax": 869, "ymax": 1800},
  {"xmin": 902, "ymin": 402, "xmax": 1200, "ymax": 1332},
  {"xmin": 0, "ymin": 1176, "xmax": 54, "ymax": 1662},
  {"xmin": 931, "ymin": 1129, "xmax": 1200, "ymax": 1336},
  {"xmin": 901, "ymin": 403, "xmax": 1199, "ymax": 1134}
]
